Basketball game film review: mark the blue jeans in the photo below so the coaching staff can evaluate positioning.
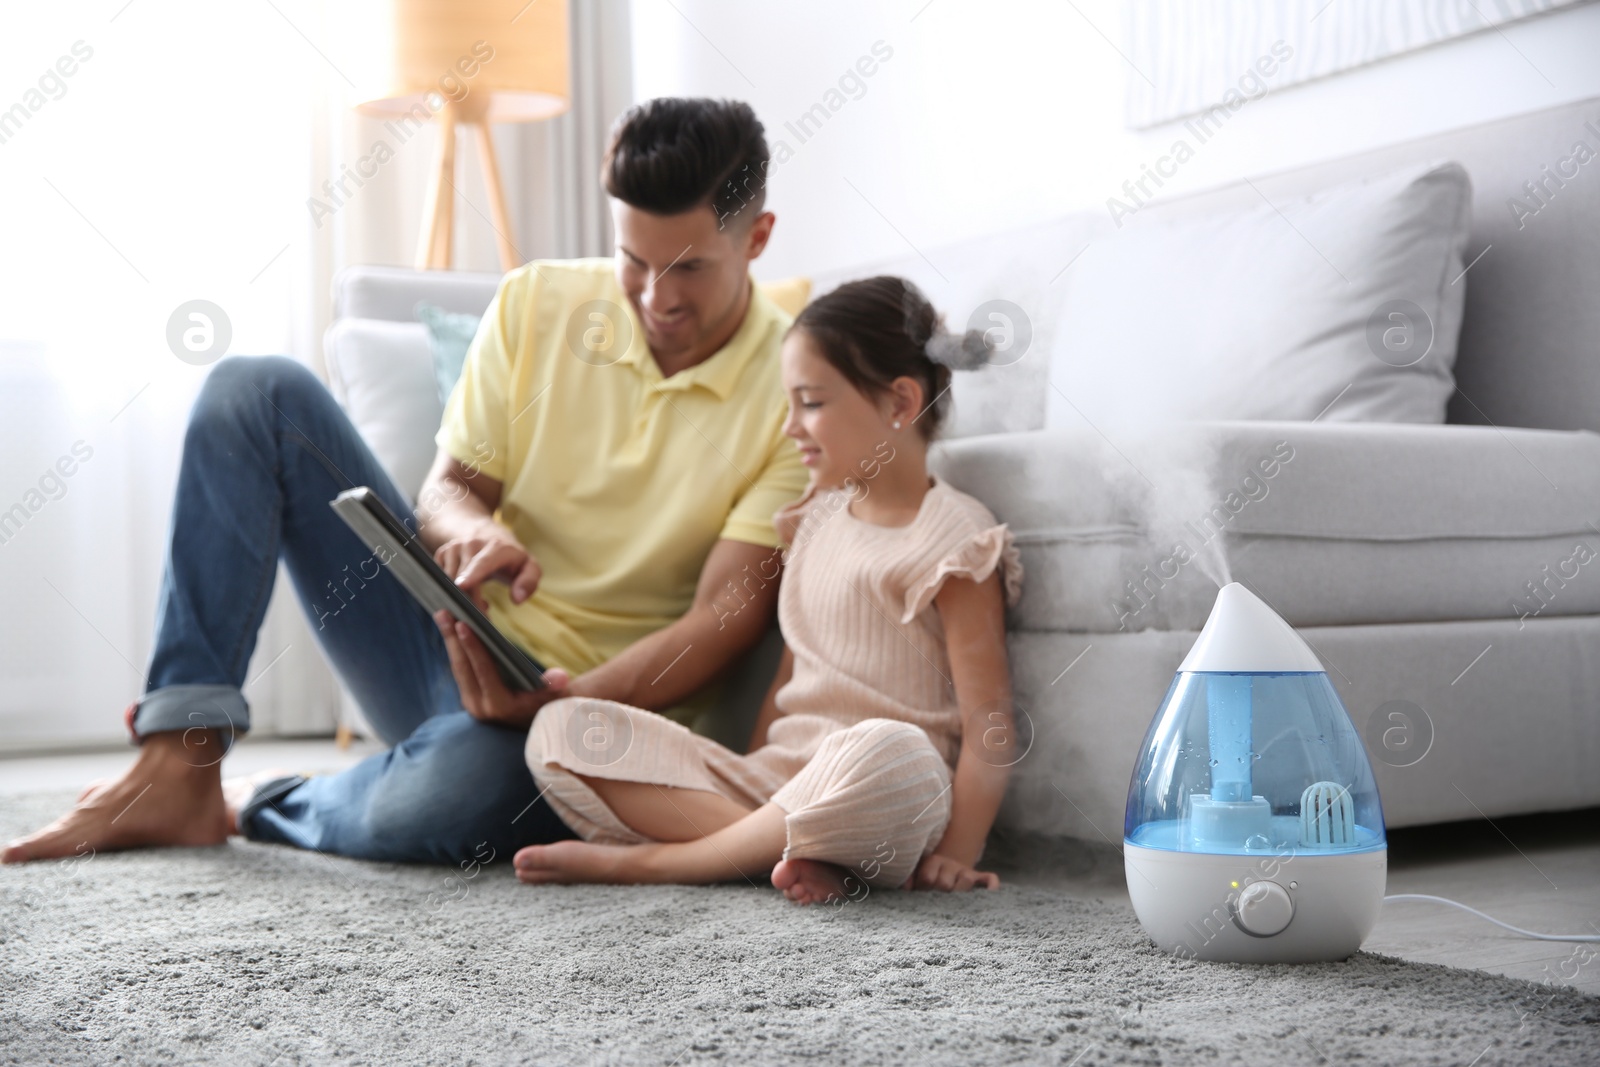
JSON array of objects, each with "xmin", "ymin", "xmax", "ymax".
[{"xmin": 135, "ymin": 354, "xmax": 573, "ymax": 864}]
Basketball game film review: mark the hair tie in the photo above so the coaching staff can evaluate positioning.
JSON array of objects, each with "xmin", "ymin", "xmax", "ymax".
[{"xmin": 924, "ymin": 328, "xmax": 994, "ymax": 371}]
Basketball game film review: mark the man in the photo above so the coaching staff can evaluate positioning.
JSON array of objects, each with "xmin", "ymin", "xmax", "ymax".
[{"xmin": 4, "ymin": 97, "xmax": 804, "ymax": 867}]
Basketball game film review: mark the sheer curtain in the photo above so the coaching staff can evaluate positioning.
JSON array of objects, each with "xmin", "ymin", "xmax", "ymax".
[{"xmin": 0, "ymin": 0, "xmax": 632, "ymax": 751}]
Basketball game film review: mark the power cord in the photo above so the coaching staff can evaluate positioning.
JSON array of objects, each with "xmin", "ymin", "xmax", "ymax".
[{"xmin": 1384, "ymin": 894, "xmax": 1600, "ymax": 942}]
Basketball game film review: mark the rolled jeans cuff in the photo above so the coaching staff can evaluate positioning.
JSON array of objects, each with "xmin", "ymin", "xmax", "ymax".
[
  {"xmin": 133, "ymin": 685, "xmax": 249, "ymax": 753},
  {"xmin": 236, "ymin": 774, "xmax": 308, "ymax": 839}
]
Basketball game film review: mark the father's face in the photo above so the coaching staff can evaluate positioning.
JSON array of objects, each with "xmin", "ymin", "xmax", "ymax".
[{"xmin": 611, "ymin": 201, "xmax": 772, "ymax": 361}]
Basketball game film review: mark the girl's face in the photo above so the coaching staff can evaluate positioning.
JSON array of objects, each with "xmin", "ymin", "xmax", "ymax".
[{"xmin": 781, "ymin": 329, "xmax": 912, "ymax": 490}]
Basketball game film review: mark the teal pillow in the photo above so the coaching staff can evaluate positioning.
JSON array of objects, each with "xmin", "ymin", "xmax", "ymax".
[{"xmin": 414, "ymin": 301, "xmax": 482, "ymax": 407}]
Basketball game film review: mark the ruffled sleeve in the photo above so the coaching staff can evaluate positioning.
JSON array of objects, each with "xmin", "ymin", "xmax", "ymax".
[{"xmin": 900, "ymin": 523, "xmax": 1024, "ymax": 624}]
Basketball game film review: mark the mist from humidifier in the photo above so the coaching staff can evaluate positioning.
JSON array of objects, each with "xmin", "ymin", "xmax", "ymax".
[
  {"xmin": 1095, "ymin": 433, "xmax": 1234, "ymax": 636},
  {"xmin": 1124, "ymin": 433, "xmax": 1235, "ymax": 590}
]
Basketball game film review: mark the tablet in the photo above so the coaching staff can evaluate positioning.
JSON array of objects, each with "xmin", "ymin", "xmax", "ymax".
[{"xmin": 329, "ymin": 486, "xmax": 547, "ymax": 691}]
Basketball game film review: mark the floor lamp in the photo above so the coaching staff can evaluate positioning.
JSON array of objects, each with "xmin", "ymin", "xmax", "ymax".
[{"xmin": 353, "ymin": 0, "xmax": 571, "ymax": 272}]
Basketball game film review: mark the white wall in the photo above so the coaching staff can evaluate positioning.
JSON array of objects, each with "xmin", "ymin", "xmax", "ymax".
[
  {"xmin": 628, "ymin": 0, "xmax": 1600, "ymax": 280},
  {"xmin": 0, "ymin": 1, "xmax": 635, "ymax": 751}
]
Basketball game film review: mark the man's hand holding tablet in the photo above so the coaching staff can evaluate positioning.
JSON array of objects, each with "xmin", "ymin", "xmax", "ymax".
[
  {"xmin": 431, "ymin": 610, "xmax": 570, "ymax": 730},
  {"xmin": 330, "ymin": 487, "xmax": 572, "ymax": 729},
  {"xmin": 430, "ymin": 522, "xmax": 573, "ymax": 729}
]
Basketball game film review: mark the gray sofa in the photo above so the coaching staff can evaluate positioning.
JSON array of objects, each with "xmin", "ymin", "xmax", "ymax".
[{"xmin": 322, "ymin": 95, "xmax": 1600, "ymax": 846}]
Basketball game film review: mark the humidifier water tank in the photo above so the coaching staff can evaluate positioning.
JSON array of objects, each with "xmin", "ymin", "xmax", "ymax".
[{"xmin": 1123, "ymin": 583, "xmax": 1387, "ymax": 963}]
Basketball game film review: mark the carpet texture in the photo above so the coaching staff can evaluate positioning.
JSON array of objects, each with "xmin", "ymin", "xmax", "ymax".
[{"xmin": 1, "ymin": 791, "xmax": 1595, "ymax": 1066}]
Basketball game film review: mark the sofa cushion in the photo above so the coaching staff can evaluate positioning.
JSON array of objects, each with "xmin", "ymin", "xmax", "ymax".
[
  {"xmin": 932, "ymin": 421, "xmax": 1600, "ymax": 633},
  {"xmin": 1047, "ymin": 160, "xmax": 1473, "ymax": 430},
  {"xmin": 322, "ymin": 318, "xmax": 441, "ymax": 503},
  {"xmin": 1001, "ymin": 615, "xmax": 1600, "ymax": 842}
]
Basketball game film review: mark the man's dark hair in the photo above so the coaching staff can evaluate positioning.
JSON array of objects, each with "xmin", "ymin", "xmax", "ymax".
[{"xmin": 602, "ymin": 98, "xmax": 769, "ymax": 228}]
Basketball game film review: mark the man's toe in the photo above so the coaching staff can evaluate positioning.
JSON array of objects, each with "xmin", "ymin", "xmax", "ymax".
[{"xmin": 1, "ymin": 825, "xmax": 73, "ymax": 864}]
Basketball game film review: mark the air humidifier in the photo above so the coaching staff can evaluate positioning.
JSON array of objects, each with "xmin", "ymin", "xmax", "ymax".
[{"xmin": 1123, "ymin": 583, "xmax": 1387, "ymax": 962}]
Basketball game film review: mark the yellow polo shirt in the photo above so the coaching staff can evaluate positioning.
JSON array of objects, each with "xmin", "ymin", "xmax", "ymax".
[{"xmin": 435, "ymin": 258, "xmax": 806, "ymax": 685}]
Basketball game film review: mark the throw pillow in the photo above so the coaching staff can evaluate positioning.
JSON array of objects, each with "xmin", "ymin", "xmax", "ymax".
[
  {"xmin": 414, "ymin": 301, "xmax": 482, "ymax": 406},
  {"xmin": 1047, "ymin": 159, "xmax": 1473, "ymax": 428}
]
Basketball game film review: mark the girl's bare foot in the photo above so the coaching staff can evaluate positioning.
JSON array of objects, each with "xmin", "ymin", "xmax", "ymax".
[
  {"xmin": 513, "ymin": 840, "xmax": 660, "ymax": 884},
  {"xmin": 516, "ymin": 804, "xmax": 789, "ymax": 887},
  {"xmin": 771, "ymin": 857, "xmax": 857, "ymax": 905},
  {"xmin": 2, "ymin": 731, "xmax": 231, "ymax": 863}
]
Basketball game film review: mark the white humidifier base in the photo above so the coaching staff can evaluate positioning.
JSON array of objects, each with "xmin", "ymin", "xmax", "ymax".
[{"xmin": 1125, "ymin": 843, "xmax": 1387, "ymax": 963}]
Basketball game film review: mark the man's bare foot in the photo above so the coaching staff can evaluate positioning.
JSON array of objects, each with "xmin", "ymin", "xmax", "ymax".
[
  {"xmin": 2, "ymin": 732, "xmax": 231, "ymax": 863},
  {"xmin": 771, "ymin": 857, "xmax": 858, "ymax": 905},
  {"xmin": 221, "ymin": 768, "xmax": 294, "ymax": 836},
  {"xmin": 513, "ymin": 840, "xmax": 660, "ymax": 884}
]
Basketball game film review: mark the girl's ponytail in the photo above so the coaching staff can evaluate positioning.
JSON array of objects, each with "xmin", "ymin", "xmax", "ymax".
[{"xmin": 924, "ymin": 329, "xmax": 996, "ymax": 372}]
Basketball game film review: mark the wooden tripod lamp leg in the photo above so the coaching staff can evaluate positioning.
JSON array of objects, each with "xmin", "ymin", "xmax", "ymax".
[
  {"xmin": 415, "ymin": 104, "xmax": 458, "ymax": 271},
  {"xmin": 472, "ymin": 121, "xmax": 521, "ymax": 272}
]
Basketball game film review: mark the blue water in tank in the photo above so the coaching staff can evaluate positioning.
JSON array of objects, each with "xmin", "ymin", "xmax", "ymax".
[{"xmin": 1124, "ymin": 671, "xmax": 1385, "ymax": 856}]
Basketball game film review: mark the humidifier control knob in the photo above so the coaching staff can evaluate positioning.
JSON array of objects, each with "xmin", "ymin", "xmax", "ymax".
[{"xmin": 1233, "ymin": 880, "xmax": 1294, "ymax": 937}]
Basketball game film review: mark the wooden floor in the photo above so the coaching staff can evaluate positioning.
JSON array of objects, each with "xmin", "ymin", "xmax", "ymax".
[
  {"xmin": 4, "ymin": 739, "xmax": 1597, "ymax": 995},
  {"xmin": 1367, "ymin": 808, "xmax": 1600, "ymax": 995}
]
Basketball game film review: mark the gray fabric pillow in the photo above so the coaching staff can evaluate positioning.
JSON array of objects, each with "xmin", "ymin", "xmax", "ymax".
[{"xmin": 1047, "ymin": 160, "xmax": 1473, "ymax": 428}]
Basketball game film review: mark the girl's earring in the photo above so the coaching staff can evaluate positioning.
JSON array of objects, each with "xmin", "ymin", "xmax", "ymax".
[{"xmin": 892, "ymin": 420, "xmax": 902, "ymax": 430}]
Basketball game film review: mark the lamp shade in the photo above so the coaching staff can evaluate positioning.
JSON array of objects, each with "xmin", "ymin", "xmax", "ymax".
[{"xmin": 351, "ymin": 0, "xmax": 570, "ymax": 123}]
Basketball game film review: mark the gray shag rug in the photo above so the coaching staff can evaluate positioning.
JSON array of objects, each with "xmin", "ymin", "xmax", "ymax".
[{"xmin": 2, "ymin": 791, "xmax": 1595, "ymax": 1066}]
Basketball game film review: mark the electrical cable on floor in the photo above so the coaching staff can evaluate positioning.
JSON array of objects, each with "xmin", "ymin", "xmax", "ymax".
[{"xmin": 1384, "ymin": 894, "xmax": 1600, "ymax": 942}]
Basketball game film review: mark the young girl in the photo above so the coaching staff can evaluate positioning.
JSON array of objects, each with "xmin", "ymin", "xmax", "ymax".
[{"xmin": 515, "ymin": 276, "xmax": 1023, "ymax": 902}]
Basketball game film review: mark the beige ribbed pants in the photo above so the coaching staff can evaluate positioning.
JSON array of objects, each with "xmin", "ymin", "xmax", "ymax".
[{"xmin": 525, "ymin": 697, "xmax": 953, "ymax": 888}]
